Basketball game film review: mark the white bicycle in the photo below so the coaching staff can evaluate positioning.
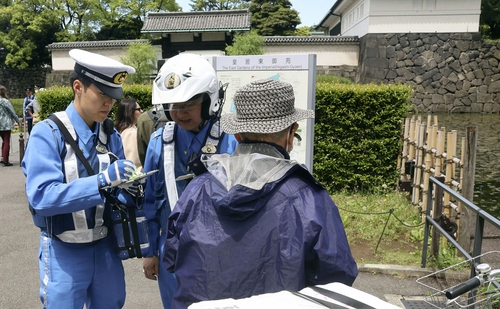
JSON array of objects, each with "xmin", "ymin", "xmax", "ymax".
[{"xmin": 417, "ymin": 251, "xmax": 500, "ymax": 309}]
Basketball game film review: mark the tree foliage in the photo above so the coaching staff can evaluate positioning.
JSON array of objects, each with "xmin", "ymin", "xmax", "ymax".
[
  {"xmin": 189, "ymin": 0, "xmax": 249, "ymax": 11},
  {"xmin": 0, "ymin": 1, "xmax": 60, "ymax": 68},
  {"xmin": 249, "ymin": 0, "xmax": 300, "ymax": 36},
  {"xmin": 225, "ymin": 30, "xmax": 264, "ymax": 55},
  {"xmin": 294, "ymin": 26, "xmax": 312, "ymax": 36},
  {"xmin": 0, "ymin": 0, "xmax": 180, "ymax": 69},
  {"xmin": 120, "ymin": 42, "xmax": 158, "ymax": 85},
  {"xmin": 480, "ymin": 0, "xmax": 500, "ymax": 40}
]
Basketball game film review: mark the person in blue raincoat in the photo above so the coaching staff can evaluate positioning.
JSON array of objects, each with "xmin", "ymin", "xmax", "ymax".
[
  {"xmin": 163, "ymin": 79, "xmax": 358, "ymax": 309},
  {"xmin": 141, "ymin": 53, "xmax": 238, "ymax": 309},
  {"xmin": 22, "ymin": 49, "xmax": 139, "ymax": 309}
]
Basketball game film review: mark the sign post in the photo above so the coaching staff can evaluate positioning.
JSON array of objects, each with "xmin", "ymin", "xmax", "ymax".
[{"xmin": 213, "ymin": 54, "xmax": 317, "ymax": 171}]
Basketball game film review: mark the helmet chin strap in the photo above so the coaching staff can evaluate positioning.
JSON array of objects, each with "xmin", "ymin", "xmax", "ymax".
[{"xmin": 198, "ymin": 120, "xmax": 207, "ymax": 131}]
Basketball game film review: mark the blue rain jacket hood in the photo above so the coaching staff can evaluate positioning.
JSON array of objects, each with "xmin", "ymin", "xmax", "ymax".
[{"xmin": 164, "ymin": 143, "xmax": 358, "ymax": 309}]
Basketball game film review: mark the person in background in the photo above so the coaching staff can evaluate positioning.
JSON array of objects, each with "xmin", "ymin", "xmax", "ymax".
[
  {"xmin": 26, "ymin": 86, "xmax": 43, "ymax": 120},
  {"xmin": 141, "ymin": 53, "xmax": 238, "ymax": 309},
  {"xmin": 23, "ymin": 87, "xmax": 35, "ymax": 135},
  {"xmin": 163, "ymin": 79, "xmax": 358, "ymax": 309},
  {"xmin": 22, "ymin": 49, "xmax": 138, "ymax": 309},
  {"xmin": 136, "ymin": 106, "xmax": 167, "ymax": 167},
  {"xmin": 115, "ymin": 98, "xmax": 143, "ymax": 172},
  {"xmin": 0, "ymin": 85, "xmax": 21, "ymax": 166}
]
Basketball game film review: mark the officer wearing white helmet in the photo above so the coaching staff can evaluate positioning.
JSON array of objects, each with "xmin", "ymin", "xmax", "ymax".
[
  {"xmin": 141, "ymin": 53, "xmax": 238, "ymax": 308},
  {"xmin": 22, "ymin": 49, "xmax": 139, "ymax": 308}
]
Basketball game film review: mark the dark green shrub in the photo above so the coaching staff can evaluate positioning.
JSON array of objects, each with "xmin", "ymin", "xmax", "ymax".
[
  {"xmin": 10, "ymin": 98, "xmax": 24, "ymax": 117},
  {"xmin": 313, "ymin": 83, "xmax": 412, "ymax": 193},
  {"xmin": 36, "ymin": 84, "xmax": 153, "ymax": 120}
]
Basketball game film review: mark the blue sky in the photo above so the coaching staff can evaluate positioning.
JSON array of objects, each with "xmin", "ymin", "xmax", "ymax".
[{"xmin": 175, "ymin": 0, "xmax": 336, "ymax": 27}]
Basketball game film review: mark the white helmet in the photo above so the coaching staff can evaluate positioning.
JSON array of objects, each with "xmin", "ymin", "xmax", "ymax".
[{"xmin": 152, "ymin": 53, "xmax": 220, "ymax": 120}]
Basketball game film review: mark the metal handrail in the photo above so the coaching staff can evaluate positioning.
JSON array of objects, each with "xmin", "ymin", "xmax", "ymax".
[{"xmin": 422, "ymin": 176, "xmax": 500, "ymax": 268}]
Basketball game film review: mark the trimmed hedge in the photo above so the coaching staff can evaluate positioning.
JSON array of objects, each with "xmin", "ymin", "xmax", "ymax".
[
  {"xmin": 36, "ymin": 84, "xmax": 153, "ymax": 120},
  {"xmin": 36, "ymin": 82, "xmax": 412, "ymax": 192},
  {"xmin": 313, "ymin": 82, "xmax": 412, "ymax": 193},
  {"xmin": 10, "ymin": 98, "xmax": 24, "ymax": 117}
]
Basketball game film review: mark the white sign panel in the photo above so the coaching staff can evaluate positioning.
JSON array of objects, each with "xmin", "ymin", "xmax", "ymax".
[{"xmin": 213, "ymin": 54, "xmax": 317, "ymax": 171}]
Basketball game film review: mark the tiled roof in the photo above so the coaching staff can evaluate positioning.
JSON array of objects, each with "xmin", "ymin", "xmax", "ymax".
[
  {"xmin": 47, "ymin": 39, "xmax": 149, "ymax": 50},
  {"xmin": 141, "ymin": 10, "xmax": 251, "ymax": 33},
  {"xmin": 264, "ymin": 36, "xmax": 359, "ymax": 45}
]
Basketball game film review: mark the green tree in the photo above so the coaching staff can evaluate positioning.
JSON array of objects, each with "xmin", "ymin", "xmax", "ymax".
[
  {"xmin": 0, "ymin": 0, "xmax": 180, "ymax": 68},
  {"xmin": 225, "ymin": 30, "xmax": 264, "ymax": 55},
  {"xmin": 188, "ymin": 0, "xmax": 249, "ymax": 11},
  {"xmin": 294, "ymin": 26, "xmax": 312, "ymax": 36},
  {"xmin": 0, "ymin": 0, "xmax": 60, "ymax": 68},
  {"xmin": 96, "ymin": 16, "xmax": 144, "ymax": 40},
  {"xmin": 120, "ymin": 42, "xmax": 158, "ymax": 84},
  {"xmin": 481, "ymin": 0, "xmax": 500, "ymax": 40},
  {"xmin": 249, "ymin": 0, "xmax": 300, "ymax": 36}
]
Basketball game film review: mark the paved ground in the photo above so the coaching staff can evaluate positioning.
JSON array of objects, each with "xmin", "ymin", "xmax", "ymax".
[{"xmin": 1, "ymin": 133, "xmax": 498, "ymax": 309}]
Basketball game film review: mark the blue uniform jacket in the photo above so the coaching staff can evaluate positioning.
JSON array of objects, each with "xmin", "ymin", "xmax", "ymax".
[
  {"xmin": 24, "ymin": 95, "xmax": 34, "ymax": 119},
  {"xmin": 142, "ymin": 120, "xmax": 237, "ymax": 256},
  {"xmin": 22, "ymin": 103, "xmax": 131, "ymax": 235},
  {"xmin": 163, "ymin": 142, "xmax": 358, "ymax": 309}
]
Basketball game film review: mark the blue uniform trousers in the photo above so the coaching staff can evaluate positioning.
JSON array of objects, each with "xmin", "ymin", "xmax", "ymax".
[
  {"xmin": 158, "ymin": 230, "xmax": 178, "ymax": 309},
  {"xmin": 38, "ymin": 232, "xmax": 125, "ymax": 309}
]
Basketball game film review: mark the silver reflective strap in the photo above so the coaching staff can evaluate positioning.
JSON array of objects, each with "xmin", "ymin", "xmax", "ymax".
[
  {"xmin": 162, "ymin": 121, "xmax": 175, "ymax": 143},
  {"xmin": 98, "ymin": 121, "xmax": 108, "ymax": 146},
  {"xmin": 162, "ymin": 122, "xmax": 179, "ymax": 210},
  {"xmin": 41, "ymin": 235, "xmax": 49, "ymax": 306},
  {"xmin": 54, "ymin": 111, "xmax": 108, "ymax": 243},
  {"xmin": 205, "ymin": 120, "xmax": 221, "ymax": 154},
  {"xmin": 56, "ymin": 112, "xmax": 89, "ymax": 231},
  {"xmin": 56, "ymin": 226, "xmax": 108, "ymax": 243},
  {"xmin": 94, "ymin": 152, "xmax": 108, "ymax": 228}
]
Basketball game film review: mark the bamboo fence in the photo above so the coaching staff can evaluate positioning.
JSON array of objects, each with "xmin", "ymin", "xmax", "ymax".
[{"xmin": 398, "ymin": 114, "xmax": 477, "ymax": 253}]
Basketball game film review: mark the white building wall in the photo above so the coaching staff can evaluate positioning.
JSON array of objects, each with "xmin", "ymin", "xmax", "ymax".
[
  {"xmin": 333, "ymin": 0, "xmax": 480, "ymax": 37},
  {"xmin": 368, "ymin": 15, "xmax": 480, "ymax": 33},
  {"xmin": 341, "ymin": 0, "xmax": 369, "ymax": 36},
  {"xmin": 50, "ymin": 46, "xmax": 162, "ymax": 71},
  {"xmin": 263, "ymin": 44, "xmax": 359, "ymax": 67}
]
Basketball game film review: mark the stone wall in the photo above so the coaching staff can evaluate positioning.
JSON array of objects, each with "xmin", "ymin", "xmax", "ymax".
[
  {"xmin": 358, "ymin": 32, "xmax": 500, "ymax": 113},
  {"xmin": 317, "ymin": 65, "xmax": 358, "ymax": 81},
  {"xmin": 45, "ymin": 70, "xmax": 72, "ymax": 88},
  {"xmin": 0, "ymin": 67, "xmax": 49, "ymax": 99}
]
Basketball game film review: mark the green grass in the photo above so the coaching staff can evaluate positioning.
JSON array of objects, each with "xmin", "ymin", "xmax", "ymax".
[
  {"xmin": 333, "ymin": 190, "xmax": 424, "ymax": 266},
  {"xmin": 334, "ymin": 190, "xmax": 470, "ymax": 268},
  {"xmin": 316, "ymin": 74, "xmax": 353, "ymax": 84}
]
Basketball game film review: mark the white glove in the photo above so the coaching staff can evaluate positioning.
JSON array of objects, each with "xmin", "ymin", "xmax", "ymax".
[{"xmin": 97, "ymin": 159, "xmax": 135, "ymax": 190}]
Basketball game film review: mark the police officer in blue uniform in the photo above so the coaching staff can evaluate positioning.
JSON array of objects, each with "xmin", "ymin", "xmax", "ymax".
[
  {"xmin": 22, "ymin": 49, "xmax": 138, "ymax": 309},
  {"xmin": 23, "ymin": 87, "xmax": 34, "ymax": 135},
  {"xmin": 141, "ymin": 53, "xmax": 238, "ymax": 309}
]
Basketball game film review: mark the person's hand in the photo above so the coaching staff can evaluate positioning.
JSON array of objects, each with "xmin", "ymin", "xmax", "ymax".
[
  {"xmin": 143, "ymin": 256, "xmax": 159, "ymax": 281},
  {"xmin": 119, "ymin": 181, "xmax": 144, "ymax": 197},
  {"xmin": 97, "ymin": 159, "xmax": 135, "ymax": 190}
]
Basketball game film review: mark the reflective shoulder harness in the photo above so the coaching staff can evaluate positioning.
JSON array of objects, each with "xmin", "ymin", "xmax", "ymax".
[
  {"xmin": 50, "ymin": 111, "xmax": 109, "ymax": 243},
  {"xmin": 162, "ymin": 120, "xmax": 223, "ymax": 210}
]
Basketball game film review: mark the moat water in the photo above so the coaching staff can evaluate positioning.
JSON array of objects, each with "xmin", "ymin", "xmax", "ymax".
[{"xmin": 417, "ymin": 113, "xmax": 500, "ymax": 217}]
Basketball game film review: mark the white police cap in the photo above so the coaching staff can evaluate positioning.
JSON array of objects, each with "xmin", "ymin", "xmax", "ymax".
[{"xmin": 69, "ymin": 49, "xmax": 135, "ymax": 100}]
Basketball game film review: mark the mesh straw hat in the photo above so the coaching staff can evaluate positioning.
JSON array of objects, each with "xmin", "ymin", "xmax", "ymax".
[{"xmin": 221, "ymin": 79, "xmax": 315, "ymax": 134}]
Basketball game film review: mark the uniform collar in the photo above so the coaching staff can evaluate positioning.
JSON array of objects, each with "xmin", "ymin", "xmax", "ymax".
[{"xmin": 65, "ymin": 103, "xmax": 99, "ymax": 145}]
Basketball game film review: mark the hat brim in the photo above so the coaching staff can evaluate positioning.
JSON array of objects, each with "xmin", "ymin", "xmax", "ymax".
[
  {"xmin": 221, "ymin": 108, "xmax": 315, "ymax": 134},
  {"xmin": 94, "ymin": 83, "xmax": 123, "ymax": 100}
]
